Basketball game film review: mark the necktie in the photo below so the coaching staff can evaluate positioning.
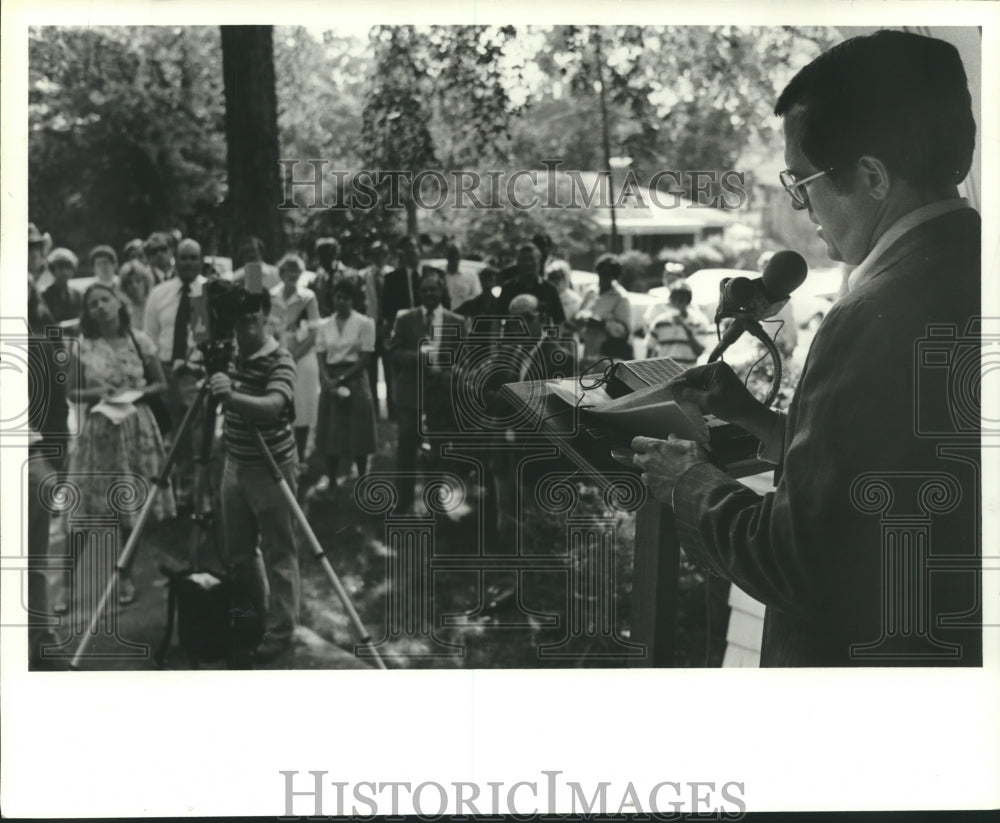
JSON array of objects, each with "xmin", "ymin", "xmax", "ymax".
[
  {"xmin": 171, "ymin": 281, "xmax": 191, "ymax": 361},
  {"xmin": 407, "ymin": 268, "xmax": 416, "ymax": 308},
  {"xmin": 424, "ymin": 309, "xmax": 433, "ymax": 340}
]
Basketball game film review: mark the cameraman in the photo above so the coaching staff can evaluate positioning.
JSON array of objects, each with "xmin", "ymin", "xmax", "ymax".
[{"xmin": 209, "ymin": 286, "xmax": 300, "ymax": 663}]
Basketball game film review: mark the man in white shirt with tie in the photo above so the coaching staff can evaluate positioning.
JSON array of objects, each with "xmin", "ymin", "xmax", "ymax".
[
  {"xmin": 144, "ymin": 237, "xmax": 206, "ymax": 508},
  {"xmin": 387, "ymin": 272, "xmax": 464, "ymax": 513}
]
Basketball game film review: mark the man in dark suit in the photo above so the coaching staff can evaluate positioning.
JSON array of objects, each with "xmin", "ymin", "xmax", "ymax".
[
  {"xmin": 310, "ymin": 237, "xmax": 354, "ymax": 318},
  {"xmin": 497, "ymin": 243, "xmax": 565, "ymax": 326},
  {"xmin": 387, "ymin": 271, "xmax": 465, "ymax": 513},
  {"xmin": 381, "ymin": 235, "xmax": 445, "ymax": 419},
  {"xmin": 454, "ymin": 266, "xmax": 501, "ymax": 336},
  {"xmin": 42, "ymin": 248, "xmax": 83, "ymax": 325},
  {"xmin": 630, "ymin": 31, "xmax": 981, "ymax": 667}
]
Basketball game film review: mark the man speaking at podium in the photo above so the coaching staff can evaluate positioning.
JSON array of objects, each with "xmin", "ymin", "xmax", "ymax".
[{"xmin": 630, "ymin": 31, "xmax": 982, "ymax": 666}]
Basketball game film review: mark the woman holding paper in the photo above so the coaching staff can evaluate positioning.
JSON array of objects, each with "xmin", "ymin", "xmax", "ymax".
[{"xmin": 64, "ymin": 283, "xmax": 176, "ymax": 606}]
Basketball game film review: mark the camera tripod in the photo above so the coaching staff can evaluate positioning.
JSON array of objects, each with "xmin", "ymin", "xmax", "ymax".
[{"xmin": 69, "ymin": 376, "xmax": 387, "ymax": 670}]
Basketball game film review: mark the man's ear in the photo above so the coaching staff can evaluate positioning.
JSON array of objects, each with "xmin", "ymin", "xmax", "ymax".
[{"xmin": 856, "ymin": 155, "xmax": 891, "ymax": 201}]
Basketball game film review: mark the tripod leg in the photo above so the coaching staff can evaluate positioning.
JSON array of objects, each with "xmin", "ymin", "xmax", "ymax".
[
  {"xmin": 246, "ymin": 424, "xmax": 388, "ymax": 670},
  {"xmin": 189, "ymin": 394, "xmax": 221, "ymax": 571},
  {"xmin": 69, "ymin": 383, "xmax": 211, "ymax": 670}
]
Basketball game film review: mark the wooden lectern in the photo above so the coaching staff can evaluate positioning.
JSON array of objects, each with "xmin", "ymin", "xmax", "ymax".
[{"xmin": 500, "ymin": 358, "xmax": 768, "ymax": 667}]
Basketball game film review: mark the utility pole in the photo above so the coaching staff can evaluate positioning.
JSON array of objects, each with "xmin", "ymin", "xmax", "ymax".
[{"xmin": 593, "ymin": 27, "xmax": 619, "ymax": 254}]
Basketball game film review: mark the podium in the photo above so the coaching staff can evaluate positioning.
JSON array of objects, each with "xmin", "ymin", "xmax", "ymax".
[{"xmin": 500, "ymin": 367, "xmax": 768, "ymax": 667}]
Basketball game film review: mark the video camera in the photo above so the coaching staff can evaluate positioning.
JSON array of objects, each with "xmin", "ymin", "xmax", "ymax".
[{"xmin": 191, "ymin": 264, "xmax": 268, "ymax": 375}]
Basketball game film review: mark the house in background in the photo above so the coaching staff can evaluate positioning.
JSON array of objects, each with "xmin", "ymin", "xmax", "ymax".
[
  {"xmin": 537, "ymin": 170, "xmax": 740, "ymax": 270},
  {"xmin": 586, "ymin": 172, "xmax": 737, "ymax": 257}
]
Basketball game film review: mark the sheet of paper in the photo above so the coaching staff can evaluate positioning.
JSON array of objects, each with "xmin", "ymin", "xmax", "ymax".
[
  {"xmin": 90, "ymin": 400, "xmax": 138, "ymax": 424},
  {"xmin": 105, "ymin": 388, "xmax": 144, "ymax": 405}
]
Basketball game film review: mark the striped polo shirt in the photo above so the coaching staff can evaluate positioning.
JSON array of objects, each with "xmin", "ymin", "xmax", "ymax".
[{"xmin": 223, "ymin": 336, "xmax": 297, "ymax": 465}]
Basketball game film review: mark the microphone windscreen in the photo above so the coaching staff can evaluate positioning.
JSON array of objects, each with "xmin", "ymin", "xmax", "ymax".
[
  {"xmin": 726, "ymin": 276, "xmax": 758, "ymax": 307},
  {"xmin": 761, "ymin": 250, "xmax": 807, "ymax": 298}
]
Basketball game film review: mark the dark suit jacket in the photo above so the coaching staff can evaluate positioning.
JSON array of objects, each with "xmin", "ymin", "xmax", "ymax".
[
  {"xmin": 381, "ymin": 264, "xmax": 448, "ymax": 332},
  {"xmin": 310, "ymin": 262, "xmax": 355, "ymax": 317},
  {"xmin": 673, "ymin": 207, "xmax": 982, "ymax": 666},
  {"xmin": 497, "ymin": 275, "xmax": 565, "ymax": 324},
  {"xmin": 387, "ymin": 305, "xmax": 465, "ymax": 413},
  {"xmin": 42, "ymin": 282, "xmax": 82, "ymax": 325}
]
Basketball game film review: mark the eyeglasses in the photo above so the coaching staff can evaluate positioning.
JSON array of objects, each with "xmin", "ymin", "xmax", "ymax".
[
  {"xmin": 148, "ymin": 246, "xmax": 168, "ymax": 254},
  {"xmin": 779, "ymin": 167, "xmax": 833, "ymax": 209}
]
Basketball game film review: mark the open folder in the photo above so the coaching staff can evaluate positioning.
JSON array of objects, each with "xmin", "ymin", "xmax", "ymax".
[{"xmin": 546, "ymin": 379, "xmax": 709, "ymax": 443}]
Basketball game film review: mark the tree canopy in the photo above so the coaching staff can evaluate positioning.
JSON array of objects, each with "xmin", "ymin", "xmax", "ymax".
[{"xmin": 28, "ymin": 24, "xmax": 837, "ymax": 266}]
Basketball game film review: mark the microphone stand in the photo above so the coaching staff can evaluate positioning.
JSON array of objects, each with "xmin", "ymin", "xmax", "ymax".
[{"xmin": 707, "ymin": 316, "xmax": 783, "ymax": 408}]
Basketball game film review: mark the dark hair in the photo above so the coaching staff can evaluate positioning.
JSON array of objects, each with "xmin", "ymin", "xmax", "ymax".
[
  {"xmin": 595, "ymin": 253, "xmax": 622, "ymax": 280},
  {"xmin": 774, "ymin": 30, "xmax": 975, "ymax": 192},
  {"xmin": 531, "ymin": 232, "xmax": 552, "ymax": 253},
  {"xmin": 146, "ymin": 231, "xmax": 174, "ymax": 254},
  {"xmin": 419, "ymin": 270, "xmax": 443, "ymax": 289},
  {"xmin": 332, "ymin": 276, "xmax": 360, "ymax": 300},
  {"xmin": 234, "ymin": 284, "xmax": 271, "ymax": 316},
  {"xmin": 545, "ymin": 264, "xmax": 569, "ymax": 286},
  {"xmin": 80, "ymin": 283, "xmax": 130, "ymax": 338}
]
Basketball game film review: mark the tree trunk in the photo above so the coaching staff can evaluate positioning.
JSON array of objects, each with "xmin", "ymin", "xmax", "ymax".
[{"xmin": 220, "ymin": 26, "xmax": 284, "ymax": 261}]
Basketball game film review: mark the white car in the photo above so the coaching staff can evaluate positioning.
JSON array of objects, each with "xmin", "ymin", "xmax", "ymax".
[{"xmin": 683, "ymin": 266, "xmax": 843, "ymax": 330}]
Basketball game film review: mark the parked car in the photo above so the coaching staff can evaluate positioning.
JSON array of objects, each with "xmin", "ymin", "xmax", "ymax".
[{"xmin": 684, "ymin": 266, "xmax": 844, "ymax": 330}]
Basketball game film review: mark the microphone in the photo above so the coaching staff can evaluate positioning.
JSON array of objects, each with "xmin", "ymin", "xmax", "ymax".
[
  {"xmin": 707, "ymin": 252, "xmax": 808, "ymax": 391},
  {"xmin": 715, "ymin": 250, "xmax": 808, "ymax": 324}
]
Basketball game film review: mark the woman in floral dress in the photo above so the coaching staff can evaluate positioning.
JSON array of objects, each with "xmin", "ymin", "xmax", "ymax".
[{"xmin": 66, "ymin": 283, "xmax": 176, "ymax": 605}]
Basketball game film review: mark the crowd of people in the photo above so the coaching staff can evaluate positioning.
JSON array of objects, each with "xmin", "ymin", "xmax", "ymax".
[
  {"xmin": 25, "ymin": 221, "xmax": 720, "ymax": 667},
  {"xmin": 22, "ymin": 29, "xmax": 980, "ymax": 679}
]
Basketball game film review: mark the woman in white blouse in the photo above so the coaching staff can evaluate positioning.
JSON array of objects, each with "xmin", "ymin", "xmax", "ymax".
[
  {"xmin": 314, "ymin": 276, "xmax": 377, "ymax": 489},
  {"xmin": 269, "ymin": 254, "xmax": 321, "ymax": 462}
]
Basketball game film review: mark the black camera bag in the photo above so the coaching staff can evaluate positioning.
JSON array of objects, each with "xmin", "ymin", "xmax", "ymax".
[{"xmin": 154, "ymin": 565, "xmax": 264, "ymax": 669}]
